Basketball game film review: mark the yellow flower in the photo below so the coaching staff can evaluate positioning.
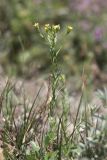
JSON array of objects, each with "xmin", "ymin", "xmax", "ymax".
[
  {"xmin": 34, "ymin": 23, "xmax": 39, "ymax": 30},
  {"xmin": 67, "ymin": 26, "xmax": 73, "ymax": 34},
  {"xmin": 45, "ymin": 24, "xmax": 50, "ymax": 28},
  {"xmin": 53, "ymin": 25, "xmax": 60, "ymax": 32},
  {"xmin": 44, "ymin": 24, "xmax": 50, "ymax": 32}
]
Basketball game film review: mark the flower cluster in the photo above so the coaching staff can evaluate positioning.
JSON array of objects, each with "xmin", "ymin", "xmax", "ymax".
[{"xmin": 34, "ymin": 23, "xmax": 73, "ymax": 34}]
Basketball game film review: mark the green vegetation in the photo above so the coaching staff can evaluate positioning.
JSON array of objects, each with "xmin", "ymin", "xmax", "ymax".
[
  {"xmin": 1, "ymin": 24, "xmax": 107, "ymax": 160},
  {"xmin": 0, "ymin": 1, "xmax": 107, "ymax": 159},
  {"xmin": 1, "ymin": 0, "xmax": 107, "ymax": 81}
]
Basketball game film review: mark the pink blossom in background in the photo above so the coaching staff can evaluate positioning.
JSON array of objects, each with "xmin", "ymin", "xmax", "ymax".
[{"xmin": 93, "ymin": 27, "xmax": 103, "ymax": 41}]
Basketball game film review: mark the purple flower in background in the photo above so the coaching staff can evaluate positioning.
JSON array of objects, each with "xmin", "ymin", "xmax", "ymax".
[{"xmin": 94, "ymin": 27, "xmax": 103, "ymax": 41}]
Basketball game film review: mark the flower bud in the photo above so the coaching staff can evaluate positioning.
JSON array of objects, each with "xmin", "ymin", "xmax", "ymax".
[
  {"xmin": 53, "ymin": 25, "xmax": 60, "ymax": 32},
  {"xmin": 67, "ymin": 26, "xmax": 73, "ymax": 34},
  {"xmin": 44, "ymin": 24, "xmax": 50, "ymax": 32},
  {"xmin": 34, "ymin": 23, "xmax": 39, "ymax": 30}
]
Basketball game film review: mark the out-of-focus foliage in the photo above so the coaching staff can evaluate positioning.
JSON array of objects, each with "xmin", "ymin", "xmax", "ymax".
[
  {"xmin": 0, "ymin": 0, "xmax": 107, "ymax": 77},
  {"xmin": 69, "ymin": 0, "xmax": 107, "ymax": 67}
]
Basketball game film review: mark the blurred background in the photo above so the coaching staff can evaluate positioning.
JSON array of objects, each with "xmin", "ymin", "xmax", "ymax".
[{"xmin": 0, "ymin": 0, "xmax": 107, "ymax": 89}]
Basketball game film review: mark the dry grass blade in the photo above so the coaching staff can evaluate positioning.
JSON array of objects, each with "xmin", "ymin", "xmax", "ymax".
[{"xmin": 0, "ymin": 148, "xmax": 4, "ymax": 160}]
